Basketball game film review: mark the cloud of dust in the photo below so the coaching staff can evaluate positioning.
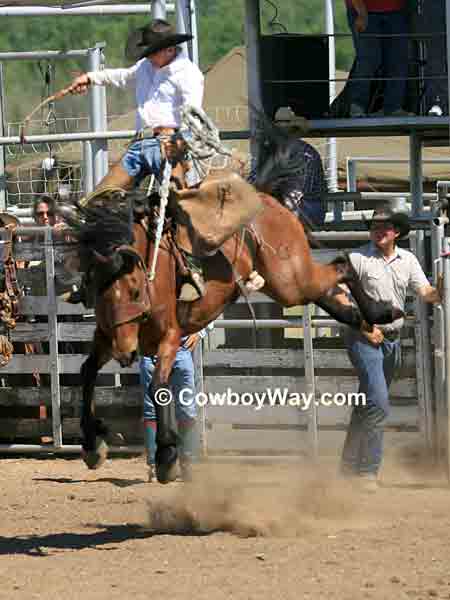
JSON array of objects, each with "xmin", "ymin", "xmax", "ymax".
[
  {"xmin": 389, "ymin": 441, "xmax": 446, "ymax": 482},
  {"xmin": 146, "ymin": 461, "xmax": 363, "ymax": 538}
]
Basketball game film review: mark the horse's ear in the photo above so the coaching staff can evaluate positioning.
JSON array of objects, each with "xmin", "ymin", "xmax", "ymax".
[{"xmin": 92, "ymin": 250, "xmax": 124, "ymax": 275}]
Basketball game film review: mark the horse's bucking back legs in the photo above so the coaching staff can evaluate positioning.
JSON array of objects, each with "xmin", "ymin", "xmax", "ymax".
[{"xmin": 332, "ymin": 255, "xmax": 404, "ymax": 325}]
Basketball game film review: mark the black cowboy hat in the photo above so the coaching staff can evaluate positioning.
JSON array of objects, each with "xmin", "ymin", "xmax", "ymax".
[
  {"xmin": 125, "ymin": 19, "xmax": 193, "ymax": 63},
  {"xmin": 367, "ymin": 206, "xmax": 410, "ymax": 239}
]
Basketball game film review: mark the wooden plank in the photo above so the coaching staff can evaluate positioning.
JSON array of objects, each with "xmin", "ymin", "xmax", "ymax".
[
  {"xmin": 13, "ymin": 242, "xmax": 69, "ymax": 264},
  {"xmin": 203, "ymin": 348, "xmax": 416, "ymax": 370},
  {"xmin": 205, "ymin": 425, "xmax": 419, "ymax": 455},
  {"xmin": 0, "ymin": 354, "xmax": 139, "ymax": 374},
  {"xmin": 58, "ymin": 322, "xmax": 95, "ymax": 341},
  {"xmin": 18, "ymin": 297, "xmax": 93, "ymax": 316},
  {"xmin": 0, "ymin": 417, "xmax": 144, "ymax": 442},
  {"xmin": 204, "ymin": 375, "xmax": 417, "ymax": 400},
  {"xmin": 0, "ymin": 378, "xmax": 417, "ymax": 408},
  {"xmin": 10, "ymin": 323, "xmax": 49, "ymax": 342},
  {"xmin": 9, "ymin": 322, "xmax": 94, "ymax": 343},
  {"xmin": 204, "ymin": 404, "xmax": 417, "ymax": 428},
  {"xmin": 205, "ymin": 426, "xmax": 308, "ymax": 454},
  {"xmin": 0, "ymin": 347, "xmax": 417, "ymax": 374}
]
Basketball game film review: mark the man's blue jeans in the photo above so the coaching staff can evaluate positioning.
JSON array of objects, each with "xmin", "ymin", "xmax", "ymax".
[
  {"xmin": 341, "ymin": 329, "xmax": 401, "ymax": 475},
  {"xmin": 139, "ymin": 345, "xmax": 198, "ymax": 466},
  {"xmin": 121, "ymin": 138, "xmax": 163, "ymax": 188},
  {"xmin": 139, "ymin": 347, "xmax": 197, "ymax": 422},
  {"xmin": 347, "ymin": 8, "xmax": 409, "ymax": 114}
]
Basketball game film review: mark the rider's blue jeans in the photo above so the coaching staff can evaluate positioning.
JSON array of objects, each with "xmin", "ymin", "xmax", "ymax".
[
  {"xmin": 340, "ymin": 328, "xmax": 401, "ymax": 475},
  {"xmin": 121, "ymin": 138, "xmax": 163, "ymax": 187}
]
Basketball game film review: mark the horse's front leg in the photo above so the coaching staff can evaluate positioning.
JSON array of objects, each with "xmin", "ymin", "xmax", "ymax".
[
  {"xmin": 152, "ymin": 332, "xmax": 181, "ymax": 484},
  {"xmin": 80, "ymin": 329, "xmax": 112, "ymax": 469}
]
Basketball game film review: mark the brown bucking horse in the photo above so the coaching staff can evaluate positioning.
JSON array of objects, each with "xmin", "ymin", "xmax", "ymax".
[{"xmin": 63, "ymin": 179, "xmax": 401, "ymax": 484}]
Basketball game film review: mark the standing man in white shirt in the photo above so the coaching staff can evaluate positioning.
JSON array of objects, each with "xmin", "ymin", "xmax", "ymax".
[{"xmin": 64, "ymin": 19, "xmax": 206, "ymax": 301}]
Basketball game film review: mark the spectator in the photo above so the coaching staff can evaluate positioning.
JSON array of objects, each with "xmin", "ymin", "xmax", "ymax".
[
  {"xmin": 249, "ymin": 111, "xmax": 327, "ymax": 228},
  {"xmin": 419, "ymin": 0, "xmax": 448, "ymax": 116},
  {"xmin": 346, "ymin": 0, "xmax": 412, "ymax": 117},
  {"xmin": 335, "ymin": 204, "xmax": 441, "ymax": 491},
  {"xmin": 32, "ymin": 194, "xmax": 59, "ymax": 228},
  {"xmin": 140, "ymin": 325, "xmax": 212, "ymax": 482}
]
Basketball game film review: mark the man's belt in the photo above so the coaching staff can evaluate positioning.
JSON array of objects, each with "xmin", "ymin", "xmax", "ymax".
[
  {"xmin": 133, "ymin": 127, "xmax": 178, "ymax": 141},
  {"xmin": 382, "ymin": 328, "xmax": 401, "ymax": 341}
]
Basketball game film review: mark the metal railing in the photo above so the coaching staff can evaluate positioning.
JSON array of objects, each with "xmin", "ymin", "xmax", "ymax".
[{"xmin": 0, "ymin": 225, "xmax": 430, "ymax": 463}]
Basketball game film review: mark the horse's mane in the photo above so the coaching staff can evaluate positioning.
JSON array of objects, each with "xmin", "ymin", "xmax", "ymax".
[
  {"xmin": 250, "ymin": 107, "xmax": 308, "ymax": 201},
  {"xmin": 69, "ymin": 203, "xmax": 134, "ymax": 257}
]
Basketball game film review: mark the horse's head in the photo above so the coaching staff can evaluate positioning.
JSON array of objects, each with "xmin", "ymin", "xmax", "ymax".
[
  {"xmin": 65, "ymin": 197, "xmax": 151, "ymax": 367},
  {"xmin": 92, "ymin": 244, "xmax": 151, "ymax": 367}
]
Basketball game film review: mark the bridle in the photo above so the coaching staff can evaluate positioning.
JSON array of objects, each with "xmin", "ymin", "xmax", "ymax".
[{"xmin": 97, "ymin": 243, "xmax": 152, "ymax": 329}]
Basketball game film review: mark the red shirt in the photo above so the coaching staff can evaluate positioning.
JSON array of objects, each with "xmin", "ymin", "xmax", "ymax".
[{"xmin": 346, "ymin": 0, "xmax": 405, "ymax": 11}]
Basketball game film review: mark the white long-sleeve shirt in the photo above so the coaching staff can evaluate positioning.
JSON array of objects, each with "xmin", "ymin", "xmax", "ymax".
[{"xmin": 87, "ymin": 53, "xmax": 204, "ymax": 131}]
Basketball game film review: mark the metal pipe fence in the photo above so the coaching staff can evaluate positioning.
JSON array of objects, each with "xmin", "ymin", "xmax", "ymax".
[{"xmin": 0, "ymin": 225, "xmax": 430, "ymax": 462}]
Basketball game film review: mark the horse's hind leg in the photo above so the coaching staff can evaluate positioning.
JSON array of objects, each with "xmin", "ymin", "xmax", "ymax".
[
  {"xmin": 152, "ymin": 333, "xmax": 181, "ymax": 484},
  {"xmin": 315, "ymin": 288, "xmax": 364, "ymax": 330},
  {"xmin": 80, "ymin": 330, "xmax": 112, "ymax": 469},
  {"xmin": 332, "ymin": 255, "xmax": 403, "ymax": 325}
]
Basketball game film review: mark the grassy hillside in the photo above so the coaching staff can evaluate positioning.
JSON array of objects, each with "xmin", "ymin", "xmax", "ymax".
[{"xmin": 0, "ymin": 2, "xmax": 354, "ymax": 122}]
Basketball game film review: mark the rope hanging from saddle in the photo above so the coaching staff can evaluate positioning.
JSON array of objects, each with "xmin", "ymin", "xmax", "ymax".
[
  {"xmin": 148, "ymin": 159, "xmax": 172, "ymax": 282},
  {"xmin": 180, "ymin": 105, "xmax": 234, "ymax": 180}
]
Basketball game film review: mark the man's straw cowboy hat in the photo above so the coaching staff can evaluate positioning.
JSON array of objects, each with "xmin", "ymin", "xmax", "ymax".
[
  {"xmin": 367, "ymin": 205, "xmax": 410, "ymax": 239},
  {"xmin": 125, "ymin": 19, "xmax": 193, "ymax": 63}
]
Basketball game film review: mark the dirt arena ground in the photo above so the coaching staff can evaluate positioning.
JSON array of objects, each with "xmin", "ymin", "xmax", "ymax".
[{"xmin": 1, "ymin": 447, "xmax": 450, "ymax": 600}]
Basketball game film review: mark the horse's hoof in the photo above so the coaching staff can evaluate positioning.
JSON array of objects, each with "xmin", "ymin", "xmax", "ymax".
[
  {"xmin": 107, "ymin": 431, "xmax": 125, "ymax": 446},
  {"xmin": 156, "ymin": 461, "xmax": 179, "ymax": 484},
  {"xmin": 81, "ymin": 438, "xmax": 109, "ymax": 470},
  {"xmin": 155, "ymin": 445, "xmax": 178, "ymax": 484}
]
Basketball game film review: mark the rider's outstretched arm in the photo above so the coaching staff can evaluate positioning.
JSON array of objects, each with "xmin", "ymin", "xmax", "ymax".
[{"xmin": 68, "ymin": 63, "xmax": 139, "ymax": 95}]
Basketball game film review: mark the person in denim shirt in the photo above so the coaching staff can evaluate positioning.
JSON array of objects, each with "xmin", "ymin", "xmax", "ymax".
[{"xmin": 248, "ymin": 138, "xmax": 327, "ymax": 228}]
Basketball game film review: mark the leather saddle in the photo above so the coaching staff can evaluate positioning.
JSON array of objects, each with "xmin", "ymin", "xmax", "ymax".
[{"xmin": 168, "ymin": 169, "xmax": 264, "ymax": 257}]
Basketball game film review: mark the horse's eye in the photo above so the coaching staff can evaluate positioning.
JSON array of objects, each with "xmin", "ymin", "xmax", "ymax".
[{"xmin": 132, "ymin": 289, "xmax": 140, "ymax": 301}]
